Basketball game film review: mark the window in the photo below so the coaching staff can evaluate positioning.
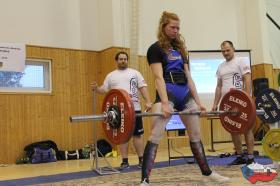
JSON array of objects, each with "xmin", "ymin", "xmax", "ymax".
[{"xmin": 0, "ymin": 59, "xmax": 52, "ymax": 93}]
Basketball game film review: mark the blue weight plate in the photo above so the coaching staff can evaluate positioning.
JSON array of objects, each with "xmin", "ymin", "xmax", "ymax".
[{"xmin": 255, "ymin": 88, "xmax": 280, "ymax": 123}]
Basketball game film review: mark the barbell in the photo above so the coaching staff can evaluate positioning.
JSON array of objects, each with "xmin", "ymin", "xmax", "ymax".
[
  {"xmin": 70, "ymin": 88, "xmax": 280, "ymax": 145},
  {"xmin": 69, "ymin": 88, "xmax": 280, "ymax": 161}
]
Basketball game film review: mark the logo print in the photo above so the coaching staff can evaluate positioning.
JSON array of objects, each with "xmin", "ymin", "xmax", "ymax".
[
  {"xmin": 233, "ymin": 73, "xmax": 242, "ymax": 89},
  {"xmin": 130, "ymin": 77, "xmax": 138, "ymax": 98},
  {"xmin": 167, "ymin": 53, "xmax": 182, "ymax": 61}
]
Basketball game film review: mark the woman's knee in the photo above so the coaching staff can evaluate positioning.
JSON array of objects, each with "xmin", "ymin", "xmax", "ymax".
[
  {"xmin": 188, "ymin": 130, "xmax": 201, "ymax": 141},
  {"xmin": 149, "ymin": 131, "xmax": 165, "ymax": 144}
]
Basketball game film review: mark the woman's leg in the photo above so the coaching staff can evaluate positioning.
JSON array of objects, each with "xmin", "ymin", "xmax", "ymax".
[
  {"xmin": 180, "ymin": 99, "xmax": 211, "ymax": 176},
  {"xmin": 141, "ymin": 103, "xmax": 172, "ymax": 183},
  {"xmin": 179, "ymin": 99, "xmax": 229, "ymax": 182}
]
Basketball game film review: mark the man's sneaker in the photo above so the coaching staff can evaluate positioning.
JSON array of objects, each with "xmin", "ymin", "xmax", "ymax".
[
  {"xmin": 140, "ymin": 179, "xmax": 149, "ymax": 186},
  {"xmin": 119, "ymin": 162, "xmax": 129, "ymax": 171},
  {"xmin": 208, "ymin": 171, "xmax": 229, "ymax": 182},
  {"xmin": 246, "ymin": 158, "xmax": 255, "ymax": 165},
  {"xmin": 137, "ymin": 161, "xmax": 143, "ymax": 168},
  {"xmin": 228, "ymin": 156, "xmax": 246, "ymax": 165}
]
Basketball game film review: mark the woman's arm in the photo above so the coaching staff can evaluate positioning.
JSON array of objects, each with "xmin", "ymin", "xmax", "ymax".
[
  {"xmin": 150, "ymin": 63, "xmax": 172, "ymax": 117},
  {"xmin": 183, "ymin": 63, "xmax": 206, "ymax": 111}
]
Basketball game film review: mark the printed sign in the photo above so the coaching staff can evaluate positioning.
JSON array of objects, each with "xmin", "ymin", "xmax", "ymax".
[{"xmin": 0, "ymin": 43, "xmax": 26, "ymax": 72}]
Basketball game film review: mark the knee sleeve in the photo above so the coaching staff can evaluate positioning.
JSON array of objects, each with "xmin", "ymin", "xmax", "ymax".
[
  {"xmin": 149, "ymin": 117, "xmax": 169, "ymax": 144},
  {"xmin": 148, "ymin": 133, "xmax": 164, "ymax": 144}
]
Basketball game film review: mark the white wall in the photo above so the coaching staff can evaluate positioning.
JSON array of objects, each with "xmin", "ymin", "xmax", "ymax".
[
  {"xmin": 0, "ymin": 0, "xmax": 128, "ymax": 51},
  {"xmin": 266, "ymin": 0, "xmax": 280, "ymax": 68},
  {"xmin": 244, "ymin": 0, "xmax": 272, "ymax": 65},
  {"xmin": 80, "ymin": 0, "xmax": 115, "ymax": 50},
  {"xmin": 0, "ymin": 0, "xmax": 273, "ymax": 64},
  {"xmin": 111, "ymin": 0, "xmax": 130, "ymax": 48},
  {"xmin": 139, "ymin": 0, "xmax": 248, "ymax": 55},
  {"xmin": 0, "ymin": 0, "xmax": 275, "ymax": 109},
  {"xmin": 0, "ymin": 0, "xmax": 81, "ymax": 49},
  {"xmin": 80, "ymin": 0, "xmax": 100, "ymax": 50}
]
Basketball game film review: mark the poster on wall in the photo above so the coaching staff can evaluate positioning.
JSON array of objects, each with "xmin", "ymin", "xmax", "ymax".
[
  {"xmin": 0, "ymin": 43, "xmax": 26, "ymax": 72},
  {"xmin": 189, "ymin": 50, "xmax": 251, "ymax": 110}
]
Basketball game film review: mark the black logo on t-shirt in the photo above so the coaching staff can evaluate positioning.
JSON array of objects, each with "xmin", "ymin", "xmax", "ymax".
[
  {"xmin": 130, "ymin": 77, "xmax": 138, "ymax": 98},
  {"xmin": 233, "ymin": 73, "xmax": 242, "ymax": 89}
]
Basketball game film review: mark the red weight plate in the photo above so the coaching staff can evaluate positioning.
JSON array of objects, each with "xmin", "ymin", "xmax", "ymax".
[
  {"xmin": 219, "ymin": 89, "xmax": 256, "ymax": 134},
  {"xmin": 102, "ymin": 89, "xmax": 135, "ymax": 145}
]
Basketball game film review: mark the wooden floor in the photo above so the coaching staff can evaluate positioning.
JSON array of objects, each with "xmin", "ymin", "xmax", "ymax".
[{"xmin": 0, "ymin": 143, "xmax": 267, "ymax": 181}]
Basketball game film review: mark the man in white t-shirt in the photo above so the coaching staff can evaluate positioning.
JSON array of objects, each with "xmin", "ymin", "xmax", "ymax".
[
  {"xmin": 212, "ymin": 41, "xmax": 255, "ymax": 165},
  {"xmin": 91, "ymin": 51, "xmax": 152, "ymax": 170}
]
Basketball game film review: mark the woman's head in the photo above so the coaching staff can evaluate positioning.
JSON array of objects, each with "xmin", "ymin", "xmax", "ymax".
[
  {"xmin": 157, "ymin": 11, "xmax": 188, "ymax": 62},
  {"xmin": 157, "ymin": 11, "xmax": 180, "ymax": 40}
]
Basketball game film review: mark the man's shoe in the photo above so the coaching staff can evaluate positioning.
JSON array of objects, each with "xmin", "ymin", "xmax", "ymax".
[
  {"xmin": 119, "ymin": 162, "xmax": 129, "ymax": 171},
  {"xmin": 208, "ymin": 171, "xmax": 229, "ymax": 182},
  {"xmin": 246, "ymin": 158, "xmax": 255, "ymax": 165},
  {"xmin": 137, "ymin": 161, "xmax": 143, "ymax": 168},
  {"xmin": 228, "ymin": 156, "xmax": 246, "ymax": 165}
]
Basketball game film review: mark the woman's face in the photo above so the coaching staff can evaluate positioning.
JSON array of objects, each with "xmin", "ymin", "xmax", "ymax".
[{"xmin": 164, "ymin": 19, "xmax": 180, "ymax": 39}]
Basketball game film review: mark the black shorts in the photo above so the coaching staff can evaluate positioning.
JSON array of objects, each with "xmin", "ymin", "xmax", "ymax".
[{"xmin": 133, "ymin": 111, "xmax": 144, "ymax": 136}]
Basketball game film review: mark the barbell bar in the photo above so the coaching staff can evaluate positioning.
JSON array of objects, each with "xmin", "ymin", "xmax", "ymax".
[{"xmin": 70, "ymin": 109, "xmax": 265, "ymax": 123}]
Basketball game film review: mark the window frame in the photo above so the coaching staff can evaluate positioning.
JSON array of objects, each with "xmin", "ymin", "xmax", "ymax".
[{"xmin": 0, "ymin": 58, "xmax": 52, "ymax": 94}]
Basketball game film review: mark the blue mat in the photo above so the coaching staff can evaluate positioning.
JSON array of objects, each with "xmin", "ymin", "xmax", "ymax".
[{"xmin": 0, "ymin": 155, "xmax": 273, "ymax": 186}]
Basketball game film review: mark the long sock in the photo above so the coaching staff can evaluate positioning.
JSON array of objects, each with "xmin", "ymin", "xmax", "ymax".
[
  {"xmin": 141, "ymin": 141, "xmax": 158, "ymax": 183},
  {"xmin": 190, "ymin": 141, "xmax": 212, "ymax": 176},
  {"xmin": 139, "ymin": 156, "xmax": 143, "ymax": 164},
  {"xmin": 122, "ymin": 158, "xmax": 128, "ymax": 164}
]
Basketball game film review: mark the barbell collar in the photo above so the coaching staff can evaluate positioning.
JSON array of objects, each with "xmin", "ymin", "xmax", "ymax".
[
  {"xmin": 70, "ymin": 114, "xmax": 107, "ymax": 122},
  {"xmin": 259, "ymin": 103, "xmax": 272, "ymax": 108},
  {"xmin": 256, "ymin": 109, "xmax": 265, "ymax": 115}
]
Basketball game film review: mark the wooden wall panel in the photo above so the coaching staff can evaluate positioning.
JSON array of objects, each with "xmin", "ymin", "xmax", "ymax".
[
  {"xmin": 273, "ymin": 69, "xmax": 280, "ymax": 89},
  {"xmin": 0, "ymin": 46, "xmax": 99, "ymax": 164},
  {"xmin": 251, "ymin": 64, "xmax": 274, "ymax": 88}
]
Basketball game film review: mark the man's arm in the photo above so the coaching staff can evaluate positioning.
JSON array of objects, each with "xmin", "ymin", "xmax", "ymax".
[
  {"xmin": 90, "ymin": 82, "xmax": 107, "ymax": 94},
  {"xmin": 242, "ymin": 73, "xmax": 251, "ymax": 95},
  {"xmin": 212, "ymin": 78, "xmax": 222, "ymax": 111},
  {"xmin": 138, "ymin": 86, "xmax": 153, "ymax": 111}
]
